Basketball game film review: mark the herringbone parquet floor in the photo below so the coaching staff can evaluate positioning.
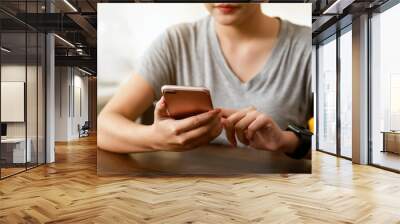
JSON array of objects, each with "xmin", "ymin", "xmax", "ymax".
[{"xmin": 1, "ymin": 135, "xmax": 400, "ymax": 224}]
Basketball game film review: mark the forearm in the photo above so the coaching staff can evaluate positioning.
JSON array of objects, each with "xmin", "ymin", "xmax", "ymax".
[{"xmin": 97, "ymin": 112, "xmax": 157, "ymax": 153}]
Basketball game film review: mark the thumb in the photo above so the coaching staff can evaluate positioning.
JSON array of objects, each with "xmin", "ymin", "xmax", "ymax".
[{"xmin": 154, "ymin": 96, "xmax": 169, "ymax": 121}]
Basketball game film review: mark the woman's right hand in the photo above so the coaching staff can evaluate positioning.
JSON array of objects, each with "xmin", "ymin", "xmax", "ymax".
[{"xmin": 150, "ymin": 97, "xmax": 223, "ymax": 151}]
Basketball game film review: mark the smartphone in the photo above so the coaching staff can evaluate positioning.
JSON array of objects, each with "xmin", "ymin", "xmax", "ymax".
[{"xmin": 161, "ymin": 85, "xmax": 213, "ymax": 119}]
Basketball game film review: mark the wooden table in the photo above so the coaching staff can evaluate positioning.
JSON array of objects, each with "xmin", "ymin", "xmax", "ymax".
[{"xmin": 97, "ymin": 145, "xmax": 311, "ymax": 176}]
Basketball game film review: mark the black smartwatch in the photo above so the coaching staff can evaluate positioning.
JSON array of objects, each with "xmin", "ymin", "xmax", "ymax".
[{"xmin": 284, "ymin": 124, "xmax": 313, "ymax": 159}]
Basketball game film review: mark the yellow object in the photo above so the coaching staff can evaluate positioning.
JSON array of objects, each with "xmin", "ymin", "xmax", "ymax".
[{"xmin": 308, "ymin": 118, "xmax": 314, "ymax": 133}]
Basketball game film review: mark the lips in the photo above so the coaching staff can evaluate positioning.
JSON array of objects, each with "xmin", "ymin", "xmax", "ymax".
[{"xmin": 215, "ymin": 4, "xmax": 238, "ymax": 14}]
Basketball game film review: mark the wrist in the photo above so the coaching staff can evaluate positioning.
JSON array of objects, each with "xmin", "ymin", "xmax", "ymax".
[
  {"xmin": 278, "ymin": 131, "xmax": 300, "ymax": 153},
  {"xmin": 147, "ymin": 123, "xmax": 163, "ymax": 151},
  {"xmin": 131, "ymin": 123, "xmax": 162, "ymax": 152},
  {"xmin": 121, "ymin": 122, "xmax": 161, "ymax": 152}
]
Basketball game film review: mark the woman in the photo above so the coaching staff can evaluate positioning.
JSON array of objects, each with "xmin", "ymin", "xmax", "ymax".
[{"xmin": 98, "ymin": 3, "xmax": 312, "ymax": 157}]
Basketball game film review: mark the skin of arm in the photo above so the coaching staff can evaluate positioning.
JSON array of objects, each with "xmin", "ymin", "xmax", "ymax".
[
  {"xmin": 97, "ymin": 74, "xmax": 223, "ymax": 153},
  {"xmin": 97, "ymin": 74, "xmax": 157, "ymax": 153}
]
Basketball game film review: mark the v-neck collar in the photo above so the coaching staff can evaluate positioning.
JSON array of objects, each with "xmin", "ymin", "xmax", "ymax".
[{"xmin": 208, "ymin": 17, "xmax": 288, "ymax": 88}]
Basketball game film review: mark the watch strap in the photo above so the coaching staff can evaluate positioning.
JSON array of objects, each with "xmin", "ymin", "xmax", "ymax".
[{"xmin": 284, "ymin": 124, "xmax": 312, "ymax": 159}]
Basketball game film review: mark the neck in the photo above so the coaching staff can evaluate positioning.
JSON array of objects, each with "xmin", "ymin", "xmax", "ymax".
[{"xmin": 215, "ymin": 11, "xmax": 278, "ymax": 42}]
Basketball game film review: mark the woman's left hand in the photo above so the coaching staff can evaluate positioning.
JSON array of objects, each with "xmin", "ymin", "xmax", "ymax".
[{"xmin": 221, "ymin": 107, "xmax": 299, "ymax": 153}]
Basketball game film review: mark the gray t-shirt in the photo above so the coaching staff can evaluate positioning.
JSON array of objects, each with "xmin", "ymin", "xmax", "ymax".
[{"xmin": 137, "ymin": 16, "xmax": 312, "ymax": 145}]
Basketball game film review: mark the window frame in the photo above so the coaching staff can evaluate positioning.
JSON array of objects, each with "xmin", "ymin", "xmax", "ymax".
[
  {"xmin": 367, "ymin": 0, "xmax": 400, "ymax": 173},
  {"xmin": 0, "ymin": 0, "xmax": 48, "ymax": 180},
  {"xmin": 315, "ymin": 23, "xmax": 353, "ymax": 161}
]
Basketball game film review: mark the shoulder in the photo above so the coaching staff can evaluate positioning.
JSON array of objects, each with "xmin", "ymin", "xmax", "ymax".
[
  {"xmin": 283, "ymin": 20, "xmax": 311, "ymax": 42},
  {"xmin": 283, "ymin": 20, "xmax": 311, "ymax": 55},
  {"xmin": 163, "ymin": 16, "xmax": 210, "ymax": 45},
  {"xmin": 285, "ymin": 20, "xmax": 311, "ymax": 39}
]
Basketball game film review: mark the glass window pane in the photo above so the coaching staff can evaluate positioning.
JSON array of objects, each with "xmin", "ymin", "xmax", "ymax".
[
  {"xmin": 340, "ymin": 29, "xmax": 352, "ymax": 158},
  {"xmin": 38, "ymin": 33, "xmax": 46, "ymax": 165},
  {"xmin": 1, "ymin": 31, "xmax": 28, "ymax": 177},
  {"xmin": 0, "ymin": 0, "xmax": 46, "ymax": 179},
  {"xmin": 26, "ymin": 0, "xmax": 40, "ymax": 170},
  {"xmin": 317, "ymin": 37, "xmax": 337, "ymax": 154},
  {"xmin": 27, "ymin": 31, "xmax": 38, "ymax": 169},
  {"xmin": 371, "ymin": 3, "xmax": 400, "ymax": 171}
]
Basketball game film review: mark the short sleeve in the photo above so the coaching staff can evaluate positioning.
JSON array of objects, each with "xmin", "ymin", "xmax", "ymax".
[
  {"xmin": 136, "ymin": 29, "xmax": 176, "ymax": 100},
  {"xmin": 305, "ymin": 54, "xmax": 313, "ymax": 120}
]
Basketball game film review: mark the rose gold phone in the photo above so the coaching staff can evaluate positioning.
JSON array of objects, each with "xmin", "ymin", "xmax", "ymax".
[{"xmin": 161, "ymin": 85, "xmax": 213, "ymax": 119}]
